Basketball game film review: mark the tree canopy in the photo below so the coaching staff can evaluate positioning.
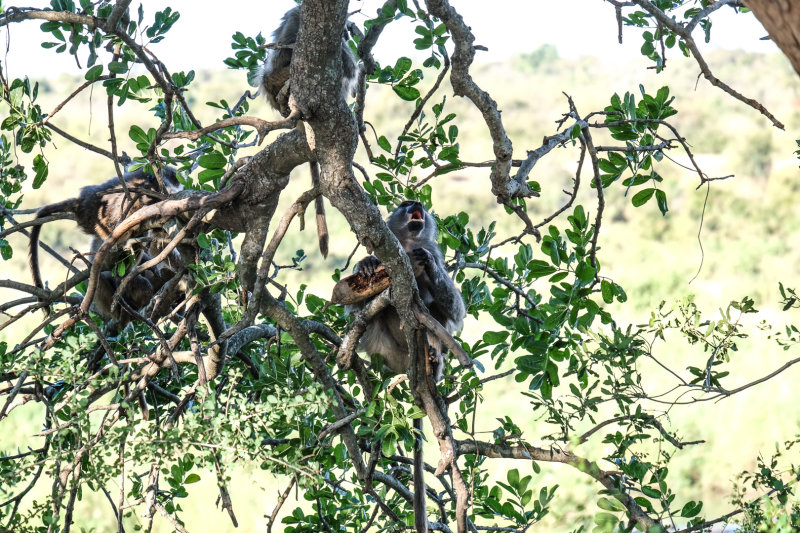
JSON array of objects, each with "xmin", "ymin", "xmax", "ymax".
[{"xmin": 0, "ymin": 1, "xmax": 799, "ymax": 532}]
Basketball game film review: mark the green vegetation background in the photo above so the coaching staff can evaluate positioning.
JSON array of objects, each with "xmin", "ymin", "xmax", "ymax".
[{"xmin": 3, "ymin": 46, "xmax": 800, "ymax": 530}]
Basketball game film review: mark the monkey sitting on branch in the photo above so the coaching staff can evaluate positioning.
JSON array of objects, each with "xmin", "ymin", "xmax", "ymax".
[
  {"xmin": 337, "ymin": 200, "xmax": 469, "ymax": 533},
  {"xmin": 28, "ymin": 166, "xmax": 184, "ymax": 325},
  {"xmin": 253, "ymin": 5, "xmax": 359, "ymax": 259},
  {"xmin": 339, "ymin": 200, "xmax": 468, "ymax": 382}
]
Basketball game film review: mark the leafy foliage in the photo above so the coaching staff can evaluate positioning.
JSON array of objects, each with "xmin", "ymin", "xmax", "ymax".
[{"xmin": 0, "ymin": 1, "xmax": 799, "ymax": 533}]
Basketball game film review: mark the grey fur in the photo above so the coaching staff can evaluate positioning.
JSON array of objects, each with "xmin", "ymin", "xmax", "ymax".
[
  {"xmin": 28, "ymin": 167, "xmax": 183, "ymax": 320},
  {"xmin": 349, "ymin": 201, "xmax": 465, "ymax": 381},
  {"xmin": 258, "ymin": 5, "xmax": 358, "ymax": 114}
]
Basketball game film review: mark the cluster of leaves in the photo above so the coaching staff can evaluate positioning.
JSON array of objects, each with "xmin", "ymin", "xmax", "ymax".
[
  {"xmin": 599, "ymin": 86, "xmax": 677, "ymax": 215},
  {"xmin": 621, "ymin": 0, "xmax": 719, "ymax": 71},
  {"xmin": 41, "ymin": 1, "xmax": 179, "ymax": 70}
]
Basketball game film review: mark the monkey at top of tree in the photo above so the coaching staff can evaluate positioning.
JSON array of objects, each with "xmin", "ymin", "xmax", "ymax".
[{"xmin": 252, "ymin": 4, "xmax": 360, "ymax": 260}]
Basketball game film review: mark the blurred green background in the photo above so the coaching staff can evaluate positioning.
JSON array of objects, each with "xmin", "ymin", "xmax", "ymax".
[{"xmin": 3, "ymin": 45, "xmax": 800, "ymax": 530}]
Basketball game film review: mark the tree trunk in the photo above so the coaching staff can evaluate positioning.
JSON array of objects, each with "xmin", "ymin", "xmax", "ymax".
[{"xmin": 745, "ymin": 0, "xmax": 800, "ymax": 76}]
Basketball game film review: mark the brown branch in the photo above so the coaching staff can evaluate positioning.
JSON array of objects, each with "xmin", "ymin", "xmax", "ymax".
[
  {"xmin": 457, "ymin": 440, "xmax": 666, "ymax": 533},
  {"xmin": 213, "ymin": 454, "xmax": 238, "ymax": 528},
  {"xmin": 578, "ymin": 413, "xmax": 704, "ymax": 449},
  {"xmin": 44, "ymin": 123, "xmax": 114, "ymax": 160},
  {"xmin": 0, "ymin": 8, "xmax": 99, "ymax": 28},
  {"xmin": 631, "ymin": 0, "xmax": 783, "ymax": 129},
  {"xmin": 267, "ymin": 477, "xmax": 296, "ymax": 533},
  {"xmin": 162, "ymin": 114, "xmax": 298, "ymax": 145},
  {"xmin": 425, "ymin": 0, "xmax": 524, "ymax": 201},
  {"xmin": 104, "ymin": 0, "xmax": 131, "ymax": 32},
  {"xmin": 318, "ymin": 408, "xmax": 366, "ymax": 441},
  {"xmin": 445, "ymin": 369, "xmax": 514, "ymax": 405},
  {"xmin": 413, "ymin": 306, "xmax": 471, "ymax": 368},
  {"xmin": 40, "ymin": 75, "xmax": 113, "ymax": 126}
]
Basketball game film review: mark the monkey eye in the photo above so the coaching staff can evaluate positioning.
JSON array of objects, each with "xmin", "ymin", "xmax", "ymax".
[{"xmin": 398, "ymin": 200, "xmax": 413, "ymax": 208}]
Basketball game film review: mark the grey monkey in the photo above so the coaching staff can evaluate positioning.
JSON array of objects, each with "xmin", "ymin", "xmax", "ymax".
[
  {"xmin": 256, "ymin": 5, "xmax": 359, "ymax": 258},
  {"xmin": 349, "ymin": 200, "xmax": 465, "ymax": 382},
  {"xmin": 349, "ymin": 200, "xmax": 466, "ymax": 532},
  {"xmin": 28, "ymin": 166, "xmax": 183, "ymax": 321},
  {"xmin": 257, "ymin": 5, "xmax": 358, "ymax": 114}
]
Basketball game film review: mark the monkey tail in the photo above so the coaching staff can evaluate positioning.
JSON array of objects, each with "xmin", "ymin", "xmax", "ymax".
[
  {"xmin": 309, "ymin": 162, "xmax": 329, "ymax": 259},
  {"xmin": 28, "ymin": 199, "xmax": 79, "ymax": 301},
  {"xmin": 413, "ymin": 416, "xmax": 429, "ymax": 533}
]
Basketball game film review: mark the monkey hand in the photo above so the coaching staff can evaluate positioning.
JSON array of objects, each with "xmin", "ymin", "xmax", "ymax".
[
  {"xmin": 410, "ymin": 248, "xmax": 434, "ymax": 277},
  {"xmin": 355, "ymin": 255, "xmax": 381, "ymax": 277}
]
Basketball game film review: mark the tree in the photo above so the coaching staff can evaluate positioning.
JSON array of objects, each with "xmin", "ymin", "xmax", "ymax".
[{"xmin": 0, "ymin": 0, "xmax": 798, "ymax": 532}]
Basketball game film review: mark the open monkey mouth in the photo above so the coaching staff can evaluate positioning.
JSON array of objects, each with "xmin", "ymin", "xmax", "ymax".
[{"xmin": 407, "ymin": 208, "xmax": 424, "ymax": 231}]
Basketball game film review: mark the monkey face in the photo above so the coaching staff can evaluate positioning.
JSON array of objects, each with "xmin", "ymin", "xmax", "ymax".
[
  {"xmin": 402, "ymin": 201, "xmax": 426, "ymax": 233},
  {"xmin": 387, "ymin": 200, "xmax": 438, "ymax": 246}
]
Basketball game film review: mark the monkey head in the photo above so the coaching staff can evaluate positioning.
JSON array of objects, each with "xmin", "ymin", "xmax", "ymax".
[{"xmin": 386, "ymin": 201, "xmax": 437, "ymax": 249}]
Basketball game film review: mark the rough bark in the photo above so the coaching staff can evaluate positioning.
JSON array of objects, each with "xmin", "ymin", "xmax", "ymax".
[{"xmin": 745, "ymin": 0, "xmax": 800, "ymax": 77}]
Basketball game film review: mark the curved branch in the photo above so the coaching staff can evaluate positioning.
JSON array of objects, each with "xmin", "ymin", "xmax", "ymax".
[
  {"xmin": 424, "ymin": 0, "xmax": 523, "ymax": 201},
  {"xmin": 631, "ymin": 0, "xmax": 783, "ymax": 129},
  {"xmin": 457, "ymin": 440, "xmax": 666, "ymax": 533}
]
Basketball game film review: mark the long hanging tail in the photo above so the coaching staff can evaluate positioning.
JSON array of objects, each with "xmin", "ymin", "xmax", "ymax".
[
  {"xmin": 28, "ymin": 199, "xmax": 79, "ymax": 300},
  {"xmin": 309, "ymin": 162, "xmax": 329, "ymax": 259},
  {"xmin": 413, "ymin": 416, "xmax": 429, "ymax": 532}
]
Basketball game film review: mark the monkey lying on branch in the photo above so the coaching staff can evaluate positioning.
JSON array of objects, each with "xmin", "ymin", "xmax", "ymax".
[{"xmin": 28, "ymin": 166, "xmax": 184, "ymax": 326}]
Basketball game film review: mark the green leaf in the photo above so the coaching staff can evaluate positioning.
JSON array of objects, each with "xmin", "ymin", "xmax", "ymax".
[
  {"xmin": 129, "ymin": 125, "xmax": 148, "ymax": 145},
  {"xmin": 680, "ymin": 500, "xmax": 702, "ymax": 518},
  {"xmin": 655, "ymin": 189, "xmax": 668, "ymax": 215},
  {"xmin": 108, "ymin": 61, "xmax": 127, "ymax": 74},
  {"xmin": 631, "ymin": 188, "xmax": 655, "ymax": 207},
  {"xmin": 656, "ymin": 86, "xmax": 670, "ymax": 104},
  {"xmin": 601, "ymin": 280, "xmax": 613, "ymax": 304},
  {"xmin": 507, "ymin": 468, "xmax": 519, "ymax": 487},
  {"xmin": 598, "ymin": 158, "xmax": 621, "ymax": 174},
  {"xmin": 198, "ymin": 168, "xmax": 225, "ymax": 183},
  {"xmin": 0, "ymin": 239, "xmax": 12, "ymax": 261},
  {"xmin": 483, "ymin": 331, "xmax": 509, "ymax": 344},
  {"xmin": 393, "ymin": 85, "xmax": 421, "ymax": 101},
  {"xmin": 641, "ymin": 486, "xmax": 661, "ymax": 498},
  {"xmin": 576, "ymin": 261, "xmax": 596, "ymax": 284},
  {"xmin": 528, "ymin": 260, "xmax": 556, "ymax": 278},
  {"xmin": 33, "ymin": 154, "xmax": 48, "ymax": 189},
  {"xmin": 197, "ymin": 233, "xmax": 211, "ymax": 249},
  {"xmin": 198, "ymin": 152, "xmax": 227, "ymax": 169},
  {"xmin": 184, "ymin": 474, "xmax": 201, "ymax": 484},
  {"xmin": 377, "ymin": 136, "xmax": 391, "ymax": 153},
  {"xmin": 85, "ymin": 64, "xmax": 103, "ymax": 81},
  {"xmin": 8, "ymin": 86, "xmax": 23, "ymax": 107},
  {"xmin": 392, "ymin": 57, "xmax": 412, "ymax": 78},
  {"xmin": 597, "ymin": 497, "xmax": 625, "ymax": 512}
]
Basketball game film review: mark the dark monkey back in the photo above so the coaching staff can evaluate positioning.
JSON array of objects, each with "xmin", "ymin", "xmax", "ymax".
[{"xmin": 28, "ymin": 167, "xmax": 182, "ymax": 292}]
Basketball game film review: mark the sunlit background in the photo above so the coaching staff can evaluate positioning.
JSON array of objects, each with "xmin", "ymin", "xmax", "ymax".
[{"xmin": 1, "ymin": 1, "xmax": 798, "ymax": 531}]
